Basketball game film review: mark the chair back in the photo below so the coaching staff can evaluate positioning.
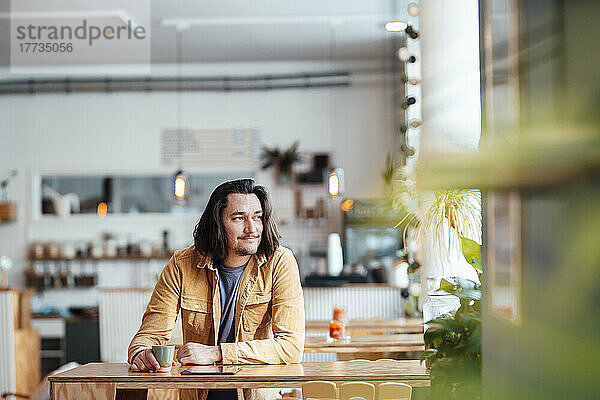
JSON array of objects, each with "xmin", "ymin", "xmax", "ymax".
[
  {"xmin": 376, "ymin": 382, "xmax": 412, "ymax": 400},
  {"xmin": 339, "ymin": 382, "xmax": 375, "ymax": 400},
  {"xmin": 302, "ymin": 381, "xmax": 338, "ymax": 400}
]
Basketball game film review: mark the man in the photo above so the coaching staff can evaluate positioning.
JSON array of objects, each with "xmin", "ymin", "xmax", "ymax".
[{"xmin": 128, "ymin": 179, "xmax": 305, "ymax": 400}]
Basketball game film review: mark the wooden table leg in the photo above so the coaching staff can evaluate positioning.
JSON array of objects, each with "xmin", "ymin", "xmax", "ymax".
[{"xmin": 52, "ymin": 382, "xmax": 117, "ymax": 400}]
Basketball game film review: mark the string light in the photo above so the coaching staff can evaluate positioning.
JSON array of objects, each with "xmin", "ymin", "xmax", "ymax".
[
  {"xmin": 405, "ymin": 25, "xmax": 419, "ymax": 39},
  {"xmin": 97, "ymin": 202, "xmax": 107, "ymax": 218},
  {"xmin": 174, "ymin": 170, "xmax": 187, "ymax": 200},
  {"xmin": 341, "ymin": 199, "xmax": 354, "ymax": 212},
  {"xmin": 401, "ymin": 96, "xmax": 417, "ymax": 110},
  {"xmin": 173, "ymin": 26, "xmax": 188, "ymax": 202},
  {"xmin": 397, "ymin": 47, "xmax": 416, "ymax": 63},
  {"xmin": 407, "ymin": 3, "xmax": 420, "ymax": 17},
  {"xmin": 328, "ymin": 168, "xmax": 345, "ymax": 197},
  {"xmin": 384, "ymin": 21, "xmax": 408, "ymax": 32}
]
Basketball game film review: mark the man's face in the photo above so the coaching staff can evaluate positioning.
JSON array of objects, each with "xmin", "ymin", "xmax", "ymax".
[{"xmin": 222, "ymin": 193, "xmax": 264, "ymax": 260}]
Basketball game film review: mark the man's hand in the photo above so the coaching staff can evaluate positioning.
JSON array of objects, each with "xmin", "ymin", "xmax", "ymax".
[
  {"xmin": 177, "ymin": 342, "xmax": 222, "ymax": 365},
  {"xmin": 130, "ymin": 348, "xmax": 161, "ymax": 372}
]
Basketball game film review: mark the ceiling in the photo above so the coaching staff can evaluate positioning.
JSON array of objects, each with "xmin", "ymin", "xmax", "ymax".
[
  {"xmin": 151, "ymin": 0, "xmax": 401, "ymax": 63},
  {"xmin": 0, "ymin": 0, "xmax": 413, "ymax": 66}
]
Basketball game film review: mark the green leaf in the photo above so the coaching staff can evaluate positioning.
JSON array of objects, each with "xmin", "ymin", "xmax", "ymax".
[
  {"xmin": 459, "ymin": 236, "xmax": 483, "ymax": 273},
  {"xmin": 464, "ymin": 327, "xmax": 482, "ymax": 354},
  {"xmin": 424, "ymin": 326, "xmax": 447, "ymax": 346},
  {"xmin": 419, "ymin": 349, "xmax": 438, "ymax": 362},
  {"xmin": 440, "ymin": 278, "xmax": 456, "ymax": 293},
  {"xmin": 455, "ymin": 277, "xmax": 482, "ymax": 301},
  {"xmin": 439, "ymin": 277, "xmax": 481, "ymax": 301}
]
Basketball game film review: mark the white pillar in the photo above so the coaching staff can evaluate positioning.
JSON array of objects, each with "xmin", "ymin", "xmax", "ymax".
[
  {"xmin": 420, "ymin": 0, "xmax": 481, "ymax": 155},
  {"xmin": 419, "ymin": 0, "xmax": 482, "ymax": 286}
]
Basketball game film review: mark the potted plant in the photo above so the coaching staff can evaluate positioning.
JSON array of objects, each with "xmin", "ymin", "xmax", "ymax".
[
  {"xmin": 420, "ymin": 238, "xmax": 482, "ymax": 400},
  {"xmin": 260, "ymin": 141, "xmax": 302, "ymax": 185},
  {"xmin": 398, "ymin": 187, "xmax": 482, "ymax": 270},
  {"xmin": 389, "ymin": 170, "xmax": 483, "ymax": 398},
  {"xmin": 0, "ymin": 169, "xmax": 17, "ymax": 222}
]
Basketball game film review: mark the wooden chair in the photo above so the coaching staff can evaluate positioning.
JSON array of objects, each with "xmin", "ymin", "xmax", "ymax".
[
  {"xmin": 302, "ymin": 381, "xmax": 338, "ymax": 400},
  {"xmin": 376, "ymin": 382, "xmax": 412, "ymax": 400},
  {"xmin": 339, "ymin": 382, "xmax": 375, "ymax": 400}
]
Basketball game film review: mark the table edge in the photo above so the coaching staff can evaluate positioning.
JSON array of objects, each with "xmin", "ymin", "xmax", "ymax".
[{"xmin": 48, "ymin": 375, "xmax": 430, "ymax": 383}]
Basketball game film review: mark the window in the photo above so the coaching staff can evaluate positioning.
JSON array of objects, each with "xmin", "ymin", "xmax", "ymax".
[{"xmin": 40, "ymin": 174, "xmax": 253, "ymax": 215}]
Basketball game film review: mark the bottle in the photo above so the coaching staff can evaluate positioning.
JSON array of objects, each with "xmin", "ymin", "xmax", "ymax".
[
  {"xmin": 333, "ymin": 306, "xmax": 346, "ymax": 322},
  {"xmin": 327, "ymin": 233, "xmax": 343, "ymax": 276},
  {"xmin": 329, "ymin": 306, "xmax": 347, "ymax": 339}
]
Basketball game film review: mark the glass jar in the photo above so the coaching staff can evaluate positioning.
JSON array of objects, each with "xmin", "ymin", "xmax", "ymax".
[
  {"xmin": 333, "ymin": 306, "xmax": 346, "ymax": 322},
  {"xmin": 329, "ymin": 320, "xmax": 346, "ymax": 339},
  {"xmin": 330, "ymin": 305, "xmax": 347, "ymax": 339}
]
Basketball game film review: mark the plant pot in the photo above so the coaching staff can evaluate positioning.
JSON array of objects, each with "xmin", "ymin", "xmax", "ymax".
[
  {"xmin": 0, "ymin": 202, "xmax": 17, "ymax": 222},
  {"xmin": 275, "ymin": 171, "xmax": 293, "ymax": 185}
]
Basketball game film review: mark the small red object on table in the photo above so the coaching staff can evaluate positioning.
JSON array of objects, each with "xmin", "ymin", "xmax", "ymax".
[
  {"xmin": 333, "ymin": 306, "xmax": 346, "ymax": 322},
  {"xmin": 329, "ymin": 306, "xmax": 347, "ymax": 339},
  {"xmin": 329, "ymin": 320, "xmax": 346, "ymax": 339}
]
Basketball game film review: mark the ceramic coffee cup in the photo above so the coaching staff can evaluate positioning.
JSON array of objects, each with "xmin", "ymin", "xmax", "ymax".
[{"xmin": 152, "ymin": 345, "xmax": 175, "ymax": 372}]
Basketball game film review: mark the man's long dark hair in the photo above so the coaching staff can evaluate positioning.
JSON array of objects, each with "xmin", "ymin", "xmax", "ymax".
[{"xmin": 193, "ymin": 179, "xmax": 280, "ymax": 261}]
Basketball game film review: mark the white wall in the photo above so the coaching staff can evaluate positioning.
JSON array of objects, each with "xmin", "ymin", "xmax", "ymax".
[{"xmin": 0, "ymin": 61, "xmax": 393, "ymax": 291}]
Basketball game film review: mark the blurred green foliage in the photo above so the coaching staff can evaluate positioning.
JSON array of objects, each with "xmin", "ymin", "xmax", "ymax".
[{"xmin": 421, "ymin": 237, "xmax": 482, "ymax": 399}]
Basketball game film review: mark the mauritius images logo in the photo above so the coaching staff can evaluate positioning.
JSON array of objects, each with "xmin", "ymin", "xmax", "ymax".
[{"xmin": 10, "ymin": 0, "xmax": 151, "ymax": 74}]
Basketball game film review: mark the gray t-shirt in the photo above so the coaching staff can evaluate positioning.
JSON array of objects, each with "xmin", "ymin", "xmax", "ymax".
[
  {"xmin": 207, "ymin": 261, "xmax": 247, "ymax": 400},
  {"xmin": 216, "ymin": 261, "xmax": 247, "ymax": 345}
]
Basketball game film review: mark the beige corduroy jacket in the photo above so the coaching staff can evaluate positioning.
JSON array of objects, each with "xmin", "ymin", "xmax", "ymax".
[{"xmin": 128, "ymin": 245, "xmax": 305, "ymax": 400}]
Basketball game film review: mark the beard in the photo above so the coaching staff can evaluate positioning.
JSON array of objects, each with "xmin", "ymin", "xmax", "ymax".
[
  {"xmin": 234, "ymin": 236, "xmax": 261, "ymax": 256},
  {"xmin": 235, "ymin": 247, "xmax": 257, "ymax": 256}
]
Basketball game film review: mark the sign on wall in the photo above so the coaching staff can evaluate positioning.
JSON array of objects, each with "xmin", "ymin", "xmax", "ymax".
[{"xmin": 161, "ymin": 128, "xmax": 261, "ymax": 169}]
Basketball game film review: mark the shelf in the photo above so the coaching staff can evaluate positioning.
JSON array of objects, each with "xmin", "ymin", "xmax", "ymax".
[
  {"xmin": 34, "ymin": 213, "xmax": 199, "ymax": 222},
  {"xmin": 41, "ymin": 350, "xmax": 65, "ymax": 358},
  {"xmin": 29, "ymin": 255, "xmax": 171, "ymax": 262}
]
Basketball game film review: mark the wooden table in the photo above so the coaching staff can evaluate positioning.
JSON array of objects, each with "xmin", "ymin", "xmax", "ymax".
[
  {"xmin": 48, "ymin": 360, "xmax": 430, "ymax": 399},
  {"xmin": 304, "ymin": 334, "xmax": 425, "ymax": 353},
  {"xmin": 305, "ymin": 318, "xmax": 424, "ymax": 335}
]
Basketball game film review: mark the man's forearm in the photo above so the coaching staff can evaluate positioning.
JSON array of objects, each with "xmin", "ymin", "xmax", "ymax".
[
  {"xmin": 220, "ymin": 333, "xmax": 304, "ymax": 365},
  {"xmin": 177, "ymin": 342, "xmax": 223, "ymax": 365},
  {"xmin": 128, "ymin": 255, "xmax": 181, "ymax": 364}
]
